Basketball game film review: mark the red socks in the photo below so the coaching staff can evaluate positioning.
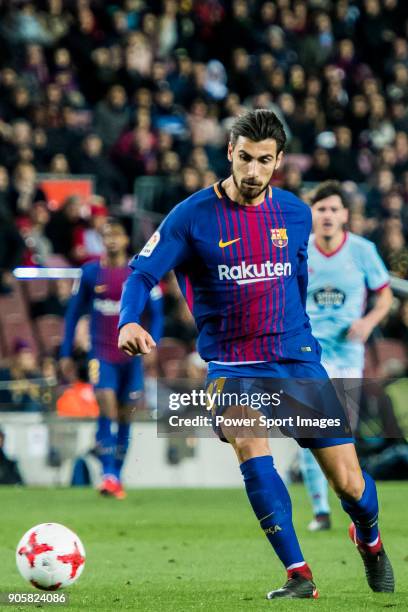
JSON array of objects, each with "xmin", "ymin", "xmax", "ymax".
[{"xmin": 287, "ymin": 562, "xmax": 313, "ymax": 581}]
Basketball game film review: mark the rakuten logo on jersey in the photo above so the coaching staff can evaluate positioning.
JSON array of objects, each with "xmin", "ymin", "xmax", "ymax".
[{"xmin": 218, "ymin": 260, "xmax": 292, "ymax": 285}]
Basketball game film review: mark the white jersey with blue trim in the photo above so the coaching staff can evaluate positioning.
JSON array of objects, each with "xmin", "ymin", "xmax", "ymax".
[{"xmin": 306, "ymin": 232, "xmax": 389, "ymax": 371}]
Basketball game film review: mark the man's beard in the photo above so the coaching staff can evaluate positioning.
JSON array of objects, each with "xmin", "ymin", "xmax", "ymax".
[{"xmin": 232, "ymin": 168, "xmax": 271, "ymax": 201}]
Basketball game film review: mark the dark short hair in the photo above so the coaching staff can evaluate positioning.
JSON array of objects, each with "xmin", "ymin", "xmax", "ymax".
[
  {"xmin": 104, "ymin": 217, "xmax": 127, "ymax": 232},
  {"xmin": 230, "ymin": 109, "xmax": 286, "ymax": 153},
  {"xmin": 309, "ymin": 180, "xmax": 349, "ymax": 209}
]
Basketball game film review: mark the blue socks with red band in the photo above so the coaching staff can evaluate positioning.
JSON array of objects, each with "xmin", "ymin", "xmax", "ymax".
[
  {"xmin": 341, "ymin": 470, "xmax": 379, "ymax": 545},
  {"xmin": 240, "ymin": 455, "xmax": 307, "ymax": 570}
]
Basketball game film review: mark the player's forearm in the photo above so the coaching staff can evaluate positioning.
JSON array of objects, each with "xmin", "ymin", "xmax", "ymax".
[
  {"xmin": 364, "ymin": 287, "xmax": 393, "ymax": 329},
  {"xmin": 119, "ymin": 269, "xmax": 156, "ymax": 329},
  {"xmin": 60, "ymin": 300, "xmax": 84, "ymax": 357}
]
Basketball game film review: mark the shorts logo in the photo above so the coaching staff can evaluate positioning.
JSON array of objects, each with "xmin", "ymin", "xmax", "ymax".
[
  {"xmin": 88, "ymin": 358, "xmax": 100, "ymax": 385},
  {"xmin": 140, "ymin": 231, "xmax": 160, "ymax": 257},
  {"xmin": 271, "ymin": 228, "xmax": 288, "ymax": 248}
]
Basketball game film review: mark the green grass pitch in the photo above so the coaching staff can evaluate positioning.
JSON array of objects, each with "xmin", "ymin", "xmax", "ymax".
[{"xmin": 0, "ymin": 483, "xmax": 407, "ymax": 611}]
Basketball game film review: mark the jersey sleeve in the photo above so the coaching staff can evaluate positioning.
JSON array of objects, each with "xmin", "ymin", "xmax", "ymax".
[
  {"xmin": 60, "ymin": 266, "xmax": 94, "ymax": 358},
  {"xmin": 297, "ymin": 207, "xmax": 312, "ymax": 309},
  {"xmin": 119, "ymin": 204, "xmax": 193, "ymax": 328},
  {"xmin": 362, "ymin": 241, "xmax": 390, "ymax": 291}
]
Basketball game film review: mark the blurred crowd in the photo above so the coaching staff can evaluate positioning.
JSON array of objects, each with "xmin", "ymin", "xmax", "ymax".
[{"xmin": 0, "ymin": 0, "xmax": 407, "ymax": 420}]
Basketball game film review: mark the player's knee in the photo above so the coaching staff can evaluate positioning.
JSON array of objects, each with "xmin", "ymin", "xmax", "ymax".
[
  {"xmin": 96, "ymin": 390, "xmax": 117, "ymax": 419},
  {"xmin": 230, "ymin": 437, "xmax": 270, "ymax": 464},
  {"xmin": 331, "ymin": 469, "xmax": 364, "ymax": 501}
]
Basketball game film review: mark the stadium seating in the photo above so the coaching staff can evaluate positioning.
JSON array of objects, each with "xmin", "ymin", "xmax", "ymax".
[
  {"xmin": 35, "ymin": 315, "xmax": 65, "ymax": 356},
  {"xmin": 0, "ymin": 279, "xmax": 38, "ymax": 357}
]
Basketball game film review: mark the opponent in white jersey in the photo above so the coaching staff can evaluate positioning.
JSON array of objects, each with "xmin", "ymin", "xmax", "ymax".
[{"xmin": 301, "ymin": 181, "xmax": 393, "ymax": 531}]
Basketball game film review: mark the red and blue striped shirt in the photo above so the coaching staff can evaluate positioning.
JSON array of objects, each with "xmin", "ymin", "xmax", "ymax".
[{"xmin": 120, "ymin": 182, "xmax": 321, "ymax": 364}]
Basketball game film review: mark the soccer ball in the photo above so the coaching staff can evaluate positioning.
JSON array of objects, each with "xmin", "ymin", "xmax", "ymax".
[{"xmin": 16, "ymin": 523, "xmax": 85, "ymax": 590}]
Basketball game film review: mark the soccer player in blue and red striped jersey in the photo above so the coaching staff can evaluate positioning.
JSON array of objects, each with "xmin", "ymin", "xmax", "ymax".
[
  {"xmin": 61, "ymin": 219, "xmax": 163, "ymax": 499},
  {"xmin": 119, "ymin": 110, "xmax": 394, "ymax": 598}
]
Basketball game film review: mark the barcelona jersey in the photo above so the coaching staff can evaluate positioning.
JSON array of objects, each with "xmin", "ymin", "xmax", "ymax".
[
  {"xmin": 120, "ymin": 182, "xmax": 321, "ymax": 364},
  {"xmin": 61, "ymin": 260, "xmax": 163, "ymax": 364}
]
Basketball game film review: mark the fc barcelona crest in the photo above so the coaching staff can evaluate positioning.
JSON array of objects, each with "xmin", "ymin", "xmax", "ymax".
[{"xmin": 271, "ymin": 228, "xmax": 288, "ymax": 248}]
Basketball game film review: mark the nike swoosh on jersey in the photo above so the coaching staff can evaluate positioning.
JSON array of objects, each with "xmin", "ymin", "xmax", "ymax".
[{"xmin": 219, "ymin": 238, "xmax": 241, "ymax": 248}]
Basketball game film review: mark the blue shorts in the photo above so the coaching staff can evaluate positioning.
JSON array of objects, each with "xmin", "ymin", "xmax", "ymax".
[
  {"xmin": 206, "ymin": 360, "xmax": 354, "ymax": 449},
  {"xmin": 88, "ymin": 356, "xmax": 144, "ymax": 405}
]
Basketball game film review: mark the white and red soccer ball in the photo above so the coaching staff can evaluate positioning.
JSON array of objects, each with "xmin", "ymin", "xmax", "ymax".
[{"xmin": 16, "ymin": 523, "xmax": 85, "ymax": 590}]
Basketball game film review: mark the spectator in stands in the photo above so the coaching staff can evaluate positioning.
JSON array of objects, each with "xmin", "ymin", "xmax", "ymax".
[
  {"xmin": 367, "ymin": 94, "xmax": 396, "ymax": 150},
  {"xmin": 380, "ymin": 220, "xmax": 408, "ymax": 279},
  {"xmin": 303, "ymin": 147, "xmax": 332, "ymax": 183},
  {"xmin": 9, "ymin": 161, "xmax": 47, "ymax": 219},
  {"xmin": 168, "ymin": 51, "xmax": 195, "ymax": 106},
  {"xmin": 0, "ymin": 208, "xmax": 25, "ymax": 294},
  {"xmin": 112, "ymin": 124, "xmax": 158, "ymax": 191},
  {"xmin": 394, "ymin": 131, "xmax": 408, "ymax": 178},
  {"xmin": 170, "ymin": 166, "xmax": 203, "ymax": 207},
  {"xmin": 330, "ymin": 125, "xmax": 363, "ymax": 182},
  {"xmin": 204, "ymin": 60, "xmax": 228, "ymax": 101},
  {"xmin": 366, "ymin": 167, "xmax": 395, "ymax": 218},
  {"xmin": 72, "ymin": 198, "xmax": 108, "ymax": 265},
  {"xmin": 17, "ymin": 200, "xmax": 52, "ymax": 267},
  {"xmin": 30, "ymin": 278, "xmax": 72, "ymax": 320},
  {"xmin": 22, "ymin": 44, "xmax": 49, "ymax": 97},
  {"xmin": 381, "ymin": 189, "xmax": 408, "ymax": 229},
  {"xmin": 188, "ymin": 98, "xmax": 224, "ymax": 147},
  {"xmin": 48, "ymin": 153, "xmax": 70, "ymax": 175},
  {"xmin": 292, "ymin": 96, "xmax": 324, "ymax": 154},
  {"xmin": 0, "ymin": 429, "xmax": 23, "ymax": 485},
  {"xmin": 93, "ymin": 85, "xmax": 130, "ymax": 149},
  {"xmin": 152, "ymin": 83, "xmax": 187, "ymax": 136},
  {"xmin": 299, "ymin": 11, "xmax": 335, "ymax": 71},
  {"xmin": 347, "ymin": 96, "xmax": 370, "ymax": 146},
  {"xmin": 45, "ymin": 195, "xmax": 85, "ymax": 263},
  {"xmin": 0, "ymin": 339, "xmax": 43, "ymax": 412},
  {"xmin": 72, "ymin": 133, "xmax": 124, "ymax": 206},
  {"xmin": 281, "ymin": 164, "xmax": 302, "ymax": 197},
  {"xmin": 227, "ymin": 48, "xmax": 257, "ymax": 101},
  {"xmin": 45, "ymin": 105, "xmax": 84, "ymax": 165},
  {"xmin": 39, "ymin": 0, "xmax": 71, "ymax": 45},
  {"xmin": 0, "ymin": 165, "xmax": 12, "ymax": 216}
]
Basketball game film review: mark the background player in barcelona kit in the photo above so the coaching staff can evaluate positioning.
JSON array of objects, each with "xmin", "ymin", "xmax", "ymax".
[
  {"xmin": 301, "ymin": 181, "xmax": 393, "ymax": 531},
  {"xmin": 118, "ymin": 110, "xmax": 394, "ymax": 598},
  {"xmin": 60, "ymin": 218, "xmax": 163, "ymax": 499}
]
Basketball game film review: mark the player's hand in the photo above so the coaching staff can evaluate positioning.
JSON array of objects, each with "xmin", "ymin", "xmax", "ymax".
[
  {"xmin": 59, "ymin": 357, "xmax": 77, "ymax": 382},
  {"xmin": 346, "ymin": 318, "xmax": 373, "ymax": 343},
  {"xmin": 118, "ymin": 322, "xmax": 156, "ymax": 356}
]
